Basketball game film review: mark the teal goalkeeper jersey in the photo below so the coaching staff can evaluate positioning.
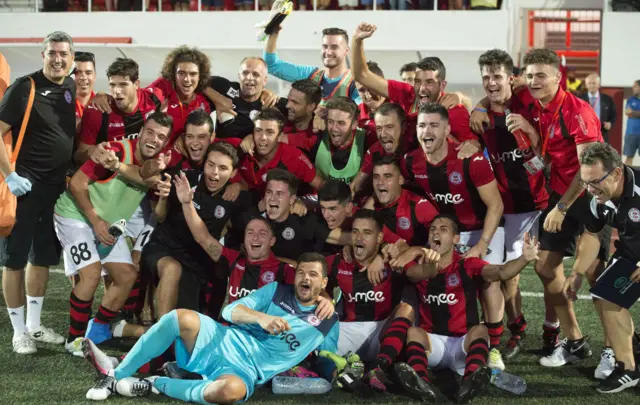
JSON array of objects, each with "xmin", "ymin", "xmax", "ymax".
[{"xmin": 221, "ymin": 282, "xmax": 339, "ymax": 383}]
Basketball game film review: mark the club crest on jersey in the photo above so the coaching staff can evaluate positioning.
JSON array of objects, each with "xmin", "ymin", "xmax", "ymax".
[
  {"xmin": 307, "ymin": 314, "xmax": 321, "ymax": 326},
  {"xmin": 282, "ymin": 227, "xmax": 296, "ymax": 240},
  {"xmin": 447, "ymin": 274, "xmax": 460, "ymax": 287},
  {"xmin": 214, "ymin": 205, "xmax": 226, "ymax": 219},
  {"xmin": 227, "ymin": 88, "xmax": 239, "ymax": 98},
  {"xmin": 398, "ymin": 217, "xmax": 411, "ymax": 230},
  {"xmin": 449, "ymin": 171, "xmax": 463, "ymax": 185},
  {"xmin": 629, "ymin": 208, "xmax": 640, "ymax": 223},
  {"xmin": 64, "ymin": 90, "xmax": 72, "ymax": 104},
  {"xmin": 261, "ymin": 271, "xmax": 275, "ymax": 283}
]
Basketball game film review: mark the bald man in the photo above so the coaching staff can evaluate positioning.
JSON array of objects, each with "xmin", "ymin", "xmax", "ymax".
[{"xmin": 579, "ymin": 73, "xmax": 616, "ymax": 143}]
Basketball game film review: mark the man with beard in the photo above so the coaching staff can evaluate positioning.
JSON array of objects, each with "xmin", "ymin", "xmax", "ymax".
[
  {"xmin": 139, "ymin": 141, "xmax": 254, "ymax": 320},
  {"xmin": 264, "ymin": 26, "xmax": 361, "ymax": 105},
  {"xmin": 365, "ymin": 157, "xmax": 438, "ymax": 247},
  {"xmin": 73, "ymin": 51, "xmax": 96, "ymax": 131},
  {"xmin": 1, "ymin": 31, "xmax": 76, "ymax": 354},
  {"xmin": 326, "ymin": 209, "xmax": 414, "ymax": 364},
  {"xmin": 238, "ymin": 108, "xmax": 324, "ymax": 196},
  {"xmin": 402, "ymin": 103, "xmax": 507, "ymax": 370},
  {"xmin": 382, "ymin": 215, "xmax": 538, "ymax": 403},
  {"xmin": 475, "ymin": 49, "xmax": 549, "ymax": 359},
  {"xmin": 310, "ymin": 96, "xmax": 368, "ymax": 185},
  {"xmin": 351, "ymin": 103, "xmax": 406, "ymax": 196},
  {"xmin": 53, "ymin": 112, "xmax": 172, "ymax": 355},
  {"xmin": 351, "ymin": 23, "xmax": 480, "ymax": 158},
  {"xmin": 83, "ymin": 252, "xmax": 339, "ymax": 403},
  {"xmin": 75, "ymin": 58, "xmax": 163, "ymax": 165},
  {"xmin": 208, "ymin": 57, "xmax": 286, "ymax": 145}
]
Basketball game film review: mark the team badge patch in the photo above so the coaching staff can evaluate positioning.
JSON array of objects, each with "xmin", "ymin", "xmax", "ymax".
[
  {"xmin": 447, "ymin": 274, "xmax": 460, "ymax": 287},
  {"xmin": 307, "ymin": 314, "xmax": 321, "ymax": 326},
  {"xmin": 629, "ymin": 208, "xmax": 640, "ymax": 223},
  {"xmin": 261, "ymin": 271, "xmax": 275, "ymax": 283},
  {"xmin": 64, "ymin": 90, "xmax": 72, "ymax": 104},
  {"xmin": 398, "ymin": 217, "xmax": 411, "ymax": 230},
  {"xmin": 214, "ymin": 205, "xmax": 226, "ymax": 219},
  {"xmin": 449, "ymin": 171, "xmax": 462, "ymax": 185},
  {"xmin": 282, "ymin": 227, "xmax": 296, "ymax": 240}
]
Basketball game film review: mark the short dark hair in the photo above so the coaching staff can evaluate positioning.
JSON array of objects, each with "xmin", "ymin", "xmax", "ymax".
[
  {"xmin": 374, "ymin": 102, "xmax": 406, "ymax": 128},
  {"xmin": 353, "ymin": 209, "xmax": 383, "ymax": 233},
  {"xmin": 74, "ymin": 51, "xmax": 95, "ymax": 66},
  {"xmin": 106, "ymin": 58, "xmax": 139, "ymax": 82},
  {"xmin": 325, "ymin": 96, "xmax": 358, "ymax": 122},
  {"xmin": 512, "ymin": 66, "xmax": 522, "ymax": 76},
  {"xmin": 318, "ymin": 180, "xmax": 352, "ymax": 205},
  {"xmin": 297, "ymin": 252, "xmax": 328, "ymax": 278},
  {"xmin": 185, "ymin": 109, "xmax": 214, "ymax": 136},
  {"xmin": 634, "ymin": 79, "xmax": 640, "ymax": 87},
  {"xmin": 246, "ymin": 216, "xmax": 274, "ymax": 236},
  {"xmin": 579, "ymin": 142, "xmax": 623, "ymax": 173},
  {"xmin": 523, "ymin": 48, "xmax": 560, "ymax": 69},
  {"xmin": 431, "ymin": 213, "xmax": 460, "ymax": 235},
  {"xmin": 367, "ymin": 61, "xmax": 384, "ymax": 78},
  {"xmin": 417, "ymin": 56, "xmax": 446, "ymax": 81},
  {"xmin": 255, "ymin": 107, "xmax": 286, "ymax": 133},
  {"xmin": 372, "ymin": 155, "xmax": 401, "ymax": 173},
  {"xmin": 145, "ymin": 111, "xmax": 173, "ymax": 134},
  {"xmin": 478, "ymin": 49, "xmax": 514, "ymax": 75},
  {"xmin": 160, "ymin": 46, "xmax": 211, "ymax": 93},
  {"xmin": 291, "ymin": 79, "xmax": 322, "ymax": 107},
  {"xmin": 206, "ymin": 141, "xmax": 239, "ymax": 168},
  {"xmin": 400, "ymin": 62, "xmax": 417, "ymax": 75},
  {"xmin": 322, "ymin": 27, "xmax": 349, "ymax": 43},
  {"xmin": 266, "ymin": 168, "xmax": 299, "ymax": 195},
  {"xmin": 418, "ymin": 102, "xmax": 449, "ymax": 122}
]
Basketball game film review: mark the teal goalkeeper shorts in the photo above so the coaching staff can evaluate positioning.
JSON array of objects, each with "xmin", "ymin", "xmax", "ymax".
[{"xmin": 174, "ymin": 313, "xmax": 258, "ymax": 401}]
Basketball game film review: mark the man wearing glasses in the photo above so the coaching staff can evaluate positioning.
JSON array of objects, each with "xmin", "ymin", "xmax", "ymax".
[{"xmin": 563, "ymin": 143, "xmax": 640, "ymax": 394}]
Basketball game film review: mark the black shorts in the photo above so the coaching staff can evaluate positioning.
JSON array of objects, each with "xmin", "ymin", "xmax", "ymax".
[
  {"xmin": 539, "ymin": 191, "xmax": 611, "ymax": 261},
  {"xmin": 0, "ymin": 182, "xmax": 64, "ymax": 269},
  {"xmin": 141, "ymin": 240, "xmax": 212, "ymax": 311}
]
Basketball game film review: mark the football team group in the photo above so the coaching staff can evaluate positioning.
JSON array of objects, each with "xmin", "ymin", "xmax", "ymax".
[{"xmin": 0, "ymin": 13, "xmax": 638, "ymax": 405}]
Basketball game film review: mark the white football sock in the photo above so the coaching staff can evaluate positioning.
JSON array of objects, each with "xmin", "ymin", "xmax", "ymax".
[
  {"xmin": 26, "ymin": 296, "xmax": 44, "ymax": 331},
  {"xmin": 8, "ymin": 306, "xmax": 27, "ymax": 338}
]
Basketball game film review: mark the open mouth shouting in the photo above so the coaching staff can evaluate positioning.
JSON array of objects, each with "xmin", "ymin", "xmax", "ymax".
[
  {"xmin": 298, "ymin": 281, "xmax": 311, "ymax": 296},
  {"xmin": 354, "ymin": 241, "xmax": 366, "ymax": 257},
  {"xmin": 421, "ymin": 134, "xmax": 435, "ymax": 149},
  {"xmin": 141, "ymin": 142, "xmax": 157, "ymax": 157},
  {"xmin": 418, "ymin": 93, "xmax": 431, "ymax": 106},
  {"xmin": 247, "ymin": 241, "xmax": 263, "ymax": 256},
  {"xmin": 266, "ymin": 201, "xmax": 280, "ymax": 217},
  {"xmin": 430, "ymin": 235, "xmax": 442, "ymax": 252},
  {"xmin": 188, "ymin": 143, "xmax": 204, "ymax": 161},
  {"xmin": 205, "ymin": 175, "xmax": 219, "ymax": 191},
  {"xmin": 380, "ymin": 137, "xmax": 395, "ymax": 154},
  {"xmin": 375, "ymin": 185, "xmax": 389, "ymax": 202}
]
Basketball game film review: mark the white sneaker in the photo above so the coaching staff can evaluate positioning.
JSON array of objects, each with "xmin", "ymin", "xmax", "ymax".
[
  {"xmin": 116, "ymin": 376, "xmax": 160, "ymax": 397},
  {"xmin": 29, "ymin": 325, "xmax": 65, "ymax": 344},
  {"xmin": 83, "ymin": 338, "xmax": 119, "ymax": 375},
  {"xmin": 12, "ymin": 334, "xmax": 37, "ymax": 355},
  {"xmin": 539, "ymin": 337, "xmax": 592, "ymax": 367},
  {"xmin": 65, "ymin": 337, "xmax": 84, "ymax": 357},
  {"xmin": 86, "ymin": 369, "xmax": 116, "ymax": 401},
  {"xmin": 595, "ymin": 348, "xmax": 616, "ymax": 380},
  {"xmin": 488, "ymin": 348, "xmax": 505, "ymax": 371}
]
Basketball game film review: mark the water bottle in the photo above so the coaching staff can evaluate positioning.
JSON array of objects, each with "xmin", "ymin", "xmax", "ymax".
[
  {"xmin": 96, "ymin": 219, "xmax": 126, "ymax": 259},
  {"xmin": 505, "ymin": 108, "xmax": 531, "ymax": 150},
  {"xmin": 271, "ymin": 376, "xmax": 332, "ymax": 395},
  {"xmin": 491, "ymin": 369, "xmax": 526, "ymax": 395}
]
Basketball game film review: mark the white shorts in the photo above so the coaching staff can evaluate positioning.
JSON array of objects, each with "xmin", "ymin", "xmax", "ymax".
[
  {"xmin": 503, "ymin": 212, "xmax": 540, "ymax": 262},
  {"xmin": 338, "ymin": 320, "xmax": 387, "ymax": 362},
  {"xmin": 126, "ymin": 201, "xmax": 152, "ymax": 239},
  {"xmin": 427, "ymin": 333, "xmax": 467, "ymax": 376},
  {"xmin": 54, "ymin": 215, "xmax": 133, "ymax": 277},
  {"xmin": 459, "ymin": 227, "xmax": 505, "ymax": 265}
]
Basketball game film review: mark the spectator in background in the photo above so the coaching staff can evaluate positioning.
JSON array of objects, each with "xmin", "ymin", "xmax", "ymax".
[
  {"xmin": 470, "ymin": 0, "xmax": 497, "ymax": 9},
  {"xmin": 579, "ymin": 73, "xmax": 616, "ymax": 144},
  {"xmin": 363, "ymin": 0, "xmax": 384, "ymax": 9},
  {"xmin": 172, "ymin": 0, "xmax": 189, "ymax": 10},
  {"xmin": 565, "ymin": 67, "xmax": 583, "ymax": 94},
  {"xmin": 389, "ymin": 0, "xmax": 407, "ymax": 10},
  {"xmin": 623, "ymin": 80, "xmax": 640, "ymax": 166},
  {"xmin": 399, "ymin": 62, "xmax": 417, "ymax": 85}
]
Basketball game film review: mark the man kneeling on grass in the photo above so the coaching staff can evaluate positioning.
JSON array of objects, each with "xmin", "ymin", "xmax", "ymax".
[{"xmin": 82, "ymin": 252, "xmax": 339, "ymax": 404}]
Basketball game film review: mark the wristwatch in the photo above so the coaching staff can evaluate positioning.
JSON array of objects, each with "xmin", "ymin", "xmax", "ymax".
[{"xmin": 556, "ymin": 202, "xmax": 568, "ymax": 214}]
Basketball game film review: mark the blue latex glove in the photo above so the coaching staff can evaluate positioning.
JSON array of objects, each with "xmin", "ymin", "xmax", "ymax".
[{"xmin": 5, "ymin": 172, "xmax": 32, "ymax": 196}]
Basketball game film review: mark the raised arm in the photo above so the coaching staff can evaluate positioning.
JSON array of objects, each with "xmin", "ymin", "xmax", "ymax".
[
  {"xmin": 481, "ymin": 232, "xmax": 538, "ymax": 282},
  {"xmin": 263, "ymin": 27, "xmax": 318, "ymax": 82},
  {"xmin": 351, "ymin": 23, "xmax": 389, "ymax": 99}
]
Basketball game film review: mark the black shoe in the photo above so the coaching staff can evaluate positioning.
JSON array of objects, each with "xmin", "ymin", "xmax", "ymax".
[
  {"xmin": 596, "ymin": 362, "xmax": 640, "ymax": 394},
  {"xmin": 456, "ymin": 366, "xmax": 491, "ymax": 404},
  {"xmin": 162, "ymin": 362, "xmax": 203, "ymax": 380},
  {"xmin": 503, "ymin": 334, "xmax": 524, "ymax": 361},
  {"xmin": 392, "ymin": 362, "xmax": 438, "ymax": 402},
  {"xmin": 542, "ymin": 326, "xmax": 560, "ymax": 355}
]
